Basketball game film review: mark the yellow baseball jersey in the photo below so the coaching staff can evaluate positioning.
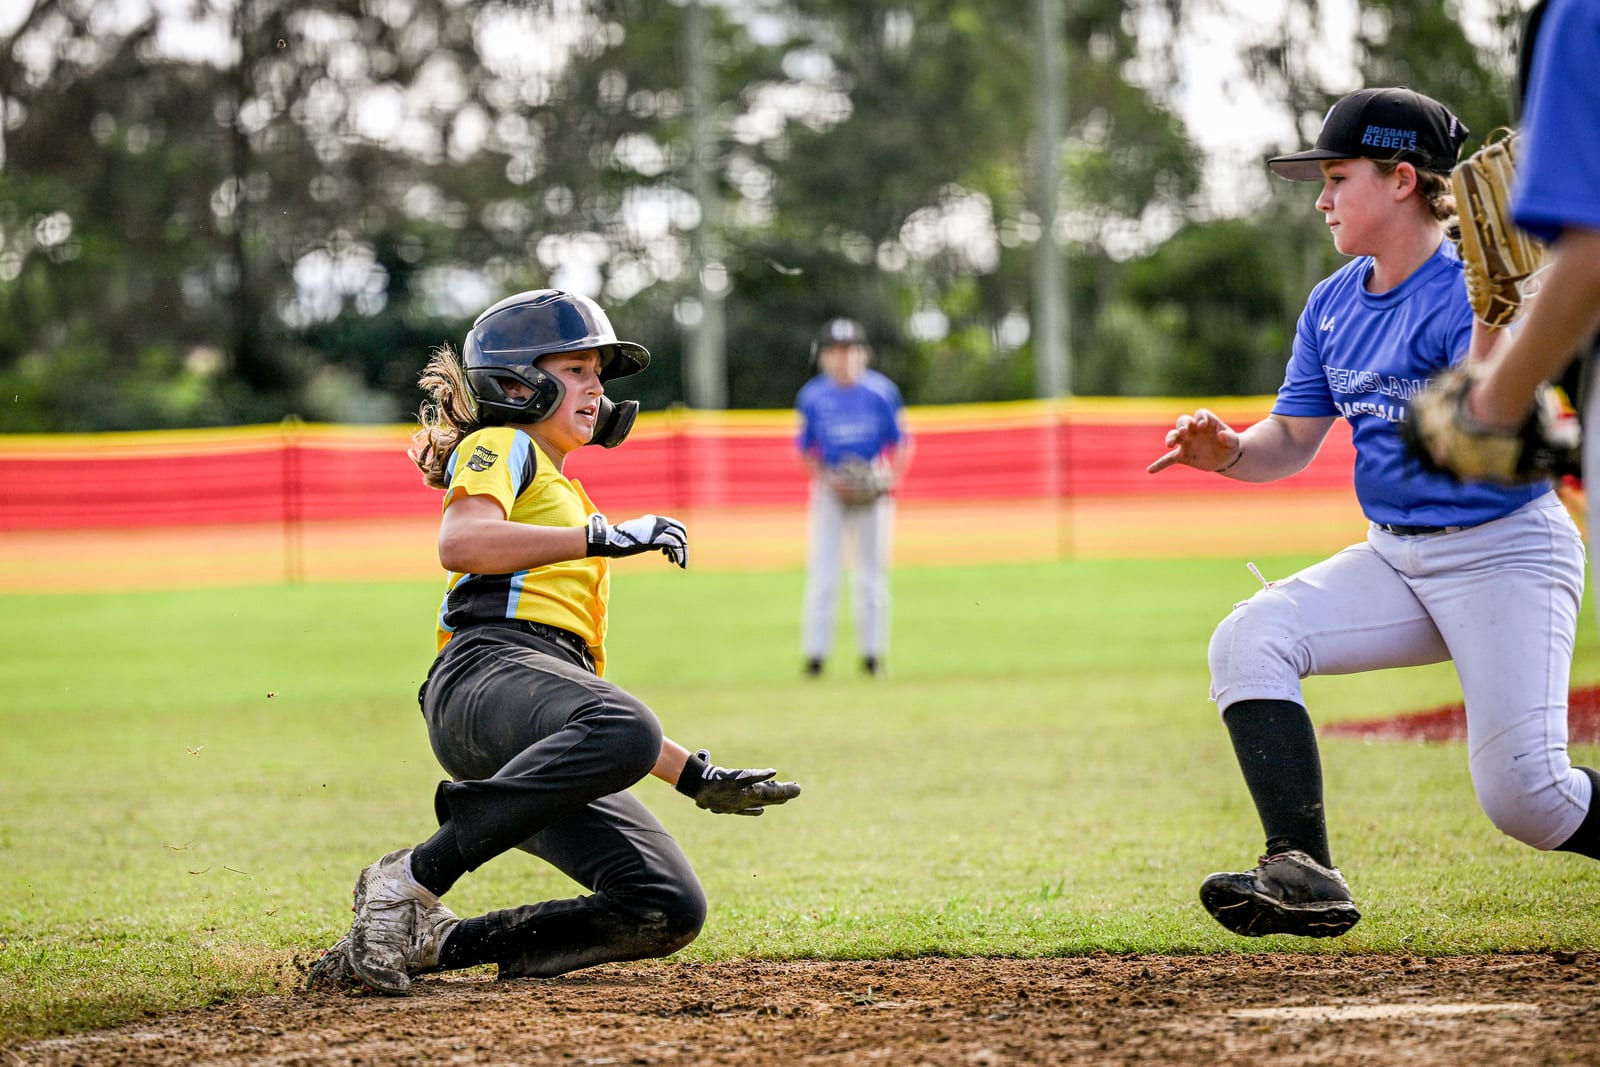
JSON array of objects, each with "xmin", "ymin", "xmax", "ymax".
[{"xmin": 434, "ymin": 426, "xmax": 610, "ymax": 675}]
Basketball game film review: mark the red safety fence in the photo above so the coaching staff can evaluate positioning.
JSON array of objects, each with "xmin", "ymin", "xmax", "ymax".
[
  {"xmin": 0, "ymin": 398, "xmax": 1354, "ymax": 531},
  {"xmin": 0, "ymin": 398, "xmax": 1377, "ymax": 590}
]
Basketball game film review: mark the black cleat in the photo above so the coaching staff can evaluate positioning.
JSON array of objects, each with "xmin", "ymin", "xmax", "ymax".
[
  {"xmin": 804, "ymin": 657, "xmax": 823, "ymax": 677},
  {"xmin": 1199, "ymin": 849, "xmax": 1360, "ymax": 938},
  {"xmin": 862, "ymin": 655, "xmax": 880, "ymax": 676}
]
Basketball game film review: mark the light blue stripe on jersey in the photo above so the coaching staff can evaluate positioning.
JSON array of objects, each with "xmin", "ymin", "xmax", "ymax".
[
  {"xmin": 1513, "ymin": 0, "xmax": 1600, "ymax": 242},
  {"xmin": 436, "ymin": 584, "xmax": 458, "ymax": 636},
  {"xmin": 500, "ymin": 431, "xmax": 538, "ymax": 618},
  {"xmin": 439, "ymin": 429, "xmax": 540, "ymax": 631},
  {"xmin": 506, "ymin": 570, "xmax": 528, "ymax": 617},
  {"xmin": 504, "ymin": 431, "xmax": 536, "ymax": 494}
]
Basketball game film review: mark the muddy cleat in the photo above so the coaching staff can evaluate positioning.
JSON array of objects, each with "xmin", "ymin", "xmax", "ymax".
[
  {"xmin": 408, "ymin": 900, "xmax": 461, "ymax": 974},
  {"xmin": 1199, "ymin": 849, "xmax": 1360, "ymax": 938},
  {"xmin": 347, "ymin": 848, "xmax": 441, "ymax": 995},
  {"xmin": 305, "ymin": 935, "xmax": 366, "ymax": 992}
]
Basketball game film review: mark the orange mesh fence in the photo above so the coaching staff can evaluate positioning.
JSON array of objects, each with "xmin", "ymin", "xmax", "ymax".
[{"xmin": 0, "ymin": 398, "xmax": 1366, "ymax": 590}]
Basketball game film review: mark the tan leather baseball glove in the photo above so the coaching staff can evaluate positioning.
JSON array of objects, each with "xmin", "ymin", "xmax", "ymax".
[
  {"xmin": 1401, "ymin": 364, "xmax": 1580, "ymax": 485},
  {"xmin": 830, "ymin": 458, "xmax": 892, "ymax": 506},
  {"xmin": 1453, "ymin": 129, "xmax": 1546, "ymax": 328}
]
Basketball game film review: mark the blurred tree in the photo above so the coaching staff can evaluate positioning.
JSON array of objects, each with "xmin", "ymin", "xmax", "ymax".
[
  {"xmin": 684, "ymin": 0, "xmax": 1205, "ymax": 407},
  {"xmin": 1356, "ymin": 0, "xmax": 1531, "ymax": 137},
  {"xmin": 1207, "ymin": 0, "xmax": 1529, "ymax": 401},
  {"xmin": 1089, "ymin": 217, "xmax": 1293, "ymax": 396},
  {"xmin": 0, "ymin": 0, "xmax": 1535, "ymax": 431}
]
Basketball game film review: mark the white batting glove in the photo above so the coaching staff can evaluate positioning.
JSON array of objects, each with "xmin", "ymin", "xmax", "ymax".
[{"xmin": 586, "ymin": 513, "xmax": 688, "ymax": 568}]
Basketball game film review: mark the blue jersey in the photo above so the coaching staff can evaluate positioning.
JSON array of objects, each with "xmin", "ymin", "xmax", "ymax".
[
  {"xmin": 1514, "ymin": 0, "xmax": 1600, "ymax": 242},
  {"xmin": 1273, "ymin": 242, "xmax": 1546, "ymax": 526},
  {"xmin": 796, "ymin": 369, "xmax": 906, "ymax": 467}
]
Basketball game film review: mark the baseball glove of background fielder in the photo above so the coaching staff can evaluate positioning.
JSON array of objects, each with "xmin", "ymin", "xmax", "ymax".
[
  {"xmin": 1402, "ymin": 364, "xmax": 1580, "ymax": 485},
  {"xmin": 830, "ymin": 458, "xmax": 892, "ymax": 506},
  {"xmin": 1453, "ymin": 129, "xmax": 1546, "ymax": 328}
]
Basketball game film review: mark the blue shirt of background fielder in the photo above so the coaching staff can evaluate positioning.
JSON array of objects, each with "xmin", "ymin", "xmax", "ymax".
[{"xmin": 796, "ymin": 366, "xmax": 905, "ymax": 467}]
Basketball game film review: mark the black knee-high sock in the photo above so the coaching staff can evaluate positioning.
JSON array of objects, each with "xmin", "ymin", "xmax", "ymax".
[
  {"xmin": 1221, "ymin": 699, "xmax": 1332, "ymax": 868},
  {"xmin": 1557, "ymin": 767, "xmax": 1600, "ymax": 861},
  {"xmin": 438, "ymin": 916, "xmax": 493, "ymax": 970},
  {"xmin": 409, "ymin": 821, "xmax": 468, "ymax": 898}
]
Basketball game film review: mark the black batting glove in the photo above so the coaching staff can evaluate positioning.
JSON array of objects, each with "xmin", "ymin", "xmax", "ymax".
[
  {"xmin": 676, "ymin": 749, "xmax": 802, "ymax": 816},
  {"xmin": 586, "ymin": 513, "xmax": 688, "ymax": 568}
]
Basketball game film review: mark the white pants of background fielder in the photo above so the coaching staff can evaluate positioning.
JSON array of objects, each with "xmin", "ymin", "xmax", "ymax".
[
  {"xmin": 1208, "ymin": 491, "xmax": 1590, "ymax": 851},
  {"xmin": 802, "ymin": 481, "xmax": 893, "ymax": 663}
]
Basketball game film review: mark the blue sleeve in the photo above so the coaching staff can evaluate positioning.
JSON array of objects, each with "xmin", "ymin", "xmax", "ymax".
[
  {"xmin": 1272, "ymin": 298, "xmax": 1338, "ymax": 418},
  {"xmin": 795, "ymin": 381, "xmax": 818, "ymax": 452},
  {"xmin": 1514, "ymin": 0, "xmax": 1600, "ymax": 241}
]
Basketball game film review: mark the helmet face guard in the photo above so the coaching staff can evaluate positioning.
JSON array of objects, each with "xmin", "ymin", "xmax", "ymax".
[
  {"xmin": 462, "ymin": 289, "xmax": 651, "ymax": 425},
  {"xmin": 591, "ymin": 395, "xmax": 638, "ymax": 448}
]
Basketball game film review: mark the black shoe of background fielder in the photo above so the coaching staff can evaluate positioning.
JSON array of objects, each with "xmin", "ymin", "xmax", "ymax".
[
  {"xmin": 804, "ymin": 657, "xmax": 823, "ymax": 677},
  {"xmin": 1199, "ymin": 849, "xmax": 1360, "ymax": 938}
]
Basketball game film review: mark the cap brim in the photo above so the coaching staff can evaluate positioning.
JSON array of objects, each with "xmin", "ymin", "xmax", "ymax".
[{"xmin": 1266, "ymin": 149, "xmax": 1354, "ymax": 181}]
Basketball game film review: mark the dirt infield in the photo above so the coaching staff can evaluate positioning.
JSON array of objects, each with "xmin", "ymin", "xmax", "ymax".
[{"xmin": 9, "ymin": 953, "xmax": 1600, "ymax": 1066}]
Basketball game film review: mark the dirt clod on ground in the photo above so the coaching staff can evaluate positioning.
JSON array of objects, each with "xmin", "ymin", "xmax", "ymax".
[{"xmin": 9, "ymin": 953, "xmax": 1600, "ymax": 1066}]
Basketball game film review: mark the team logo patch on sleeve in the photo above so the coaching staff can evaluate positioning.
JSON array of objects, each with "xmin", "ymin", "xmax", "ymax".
[{"xmin": 465, "ymin": 445, "xmax": 499, "ymax": 472}]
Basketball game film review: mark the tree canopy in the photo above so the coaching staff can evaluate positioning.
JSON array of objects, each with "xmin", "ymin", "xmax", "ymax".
[{"xmin": 0, "ymin": 0, "xmax": 1531, "ymax": 430}]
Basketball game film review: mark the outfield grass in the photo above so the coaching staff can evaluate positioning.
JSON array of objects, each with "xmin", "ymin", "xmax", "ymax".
[{"xmin": 2, "ymin": 556, "xmax": 1599, "ymax": 1041}]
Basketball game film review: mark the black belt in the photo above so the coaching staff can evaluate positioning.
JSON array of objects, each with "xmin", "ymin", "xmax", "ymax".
[
  {"xmin": 473, "ymin": 618, "xmax": 592, "ymax": 663},
  {"xmin": 1372, "ymin": 522, "xmax": 1467, "ymax": 536}
]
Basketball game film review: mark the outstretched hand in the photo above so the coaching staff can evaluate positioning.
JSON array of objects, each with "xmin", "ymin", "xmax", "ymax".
[
  {"xmin": 1147, "ymin": 408, "xmax": 1241, "ymax": 474},
  {"xmin": 586, "ymin": 513, "xmax": 689, "ymax": 568},
  {"xmin": 677, "ymin": 749, "xmax": 802, "ymax": 816}
]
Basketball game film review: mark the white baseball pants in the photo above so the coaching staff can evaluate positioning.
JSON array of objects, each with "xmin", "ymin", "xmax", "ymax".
[
  {"xmin": 1208, "ymin": 492, "xmax": 1590, "ymax": 850},
  {"xmin": 801, "ymin": 481, "xmax": 893, "ymax": 662}
]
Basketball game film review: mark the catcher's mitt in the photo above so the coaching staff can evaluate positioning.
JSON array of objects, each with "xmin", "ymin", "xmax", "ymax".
[
  {"xmin": 1401, "ymin": 364, "xmax": 1580, "ymax": 485},
  {"xmin": 830, "ymin": 458, "xmax": 892, "ymax": 506},
  {"xmin": 1452, "ymin": 129, "xmax": 1546, "ymax": 327}
]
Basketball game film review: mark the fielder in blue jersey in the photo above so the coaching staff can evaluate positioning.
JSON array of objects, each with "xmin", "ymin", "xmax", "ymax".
[
  {"xmin": 1150, "ymin": 86, "xmax": 1600, "ymax": 938},
  {"xmin": 796, "ymin": 317, "xmax": 912, "ymax": 677}
]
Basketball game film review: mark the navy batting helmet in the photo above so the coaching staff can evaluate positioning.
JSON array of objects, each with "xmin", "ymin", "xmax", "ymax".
[
  {"xmin": 463, "ymin": 289, "xmax": 650, "ymax": 425},
  {"xmin": 810, "ymin": 317, "xmax": 871, "ymax": 360}
]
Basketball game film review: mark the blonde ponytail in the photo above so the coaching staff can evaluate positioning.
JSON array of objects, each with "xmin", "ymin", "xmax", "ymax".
[{"xmin": 407, "ymin": 345, "xmax": 480, "ymax": 490}]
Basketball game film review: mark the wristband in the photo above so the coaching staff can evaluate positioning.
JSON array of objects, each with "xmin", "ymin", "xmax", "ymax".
[
  {"xmin": 675, "ymin": 751, "xmax": 709, "ymax": 797},
  {"xmin": 1216, "ymin": 447, "xmax": 1244, "ymax": 474},
  {"xmin": 585, "ymin": 513, "xmax": 608, "ymax": 555}
]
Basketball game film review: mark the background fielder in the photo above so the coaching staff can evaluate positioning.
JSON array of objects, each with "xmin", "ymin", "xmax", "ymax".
[
  {"xmin": 1150, "ymin": 87, "xmax": 1600, "ymax": 938},
  {"xmin": 795, "ymin": 317, "xmax": 912, "ymax": 677}
]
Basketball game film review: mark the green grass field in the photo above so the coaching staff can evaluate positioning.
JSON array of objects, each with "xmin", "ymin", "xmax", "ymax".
[{"xmin": 3, "ymin": 556, "xmax": 1599, "ymax": 1042}]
